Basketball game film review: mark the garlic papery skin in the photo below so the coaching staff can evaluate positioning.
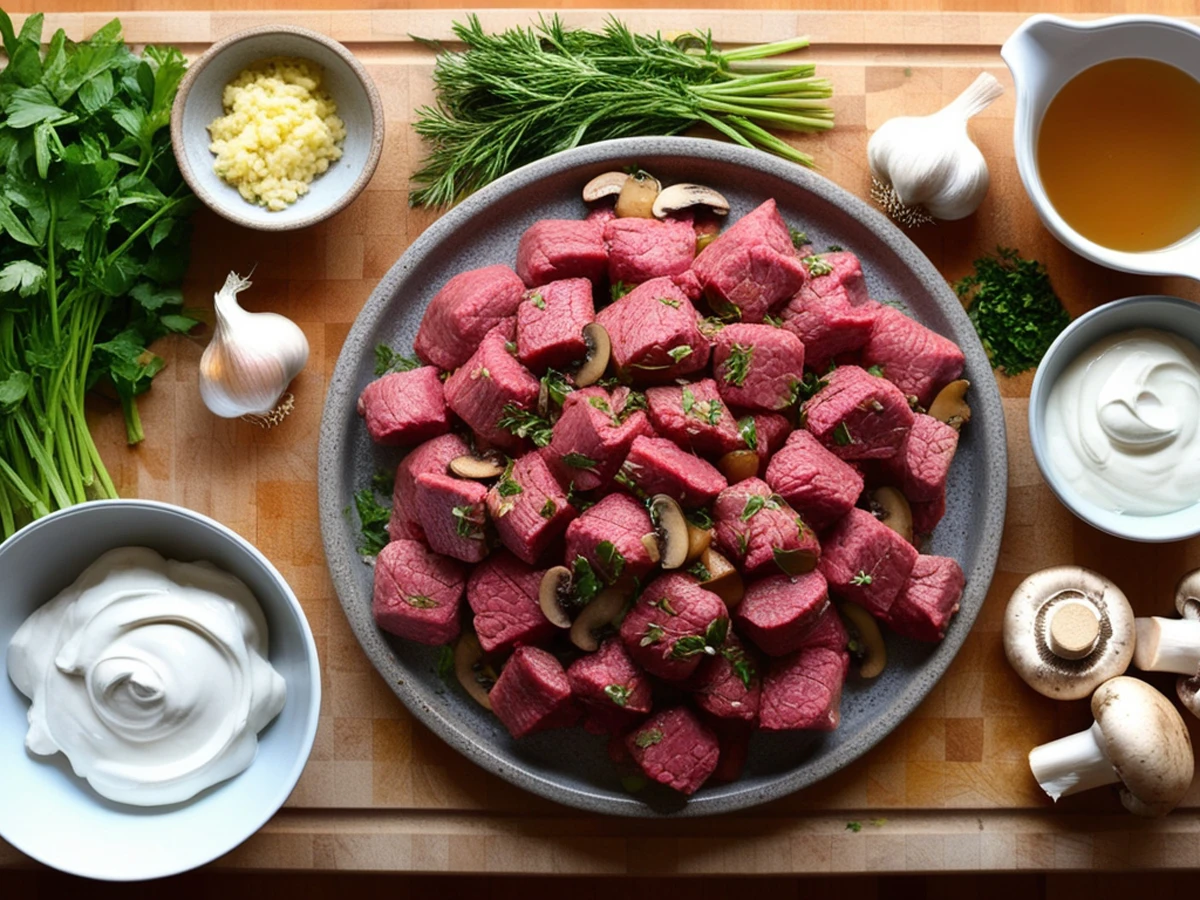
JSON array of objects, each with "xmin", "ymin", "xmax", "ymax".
[
  {"xmin": 199, "ymin": 272, "xmax": 309, "ymax": 425},
  {"xmin": 868, "ymin": 72, "xmax": 1005, "ymax": 222}
]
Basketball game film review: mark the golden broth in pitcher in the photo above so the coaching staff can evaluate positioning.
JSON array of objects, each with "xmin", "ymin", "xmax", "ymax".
[{"xmin": 1037, "ymin": 58, "xmax": 1200, "ymax": 252}]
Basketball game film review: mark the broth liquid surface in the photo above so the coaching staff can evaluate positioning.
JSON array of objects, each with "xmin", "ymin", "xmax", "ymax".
[{"xmin": 1037, "ymin": 58, "xmax": 1200, "ymax": 252}]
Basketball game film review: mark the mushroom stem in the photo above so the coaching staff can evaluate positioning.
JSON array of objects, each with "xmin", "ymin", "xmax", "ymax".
[
  {"xmin": 1028, "ymin": 721, "xmax": 1120, "ymax": 802},
  {"xmin": 1133, "ymin": 617, "xmax": 1200, "ymax": 675}
]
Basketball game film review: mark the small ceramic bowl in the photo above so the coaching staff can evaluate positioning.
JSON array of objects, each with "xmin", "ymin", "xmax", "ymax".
[
  {"xmin": 0, "ymin": 500, "xmax": 321, "ymax": 880},
  {"xmin": 1029, "ymin": 295, "xmax": 1200, "ymax": 542},
  {"xmin": 171, "ymin": 25, "xmax": 384, "ymax": 231}
]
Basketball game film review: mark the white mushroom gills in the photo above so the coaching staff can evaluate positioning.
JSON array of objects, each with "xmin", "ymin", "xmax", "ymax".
[{"xmin": 1029, "ymin": 721, "xmax": 1120, "ymax": 801}]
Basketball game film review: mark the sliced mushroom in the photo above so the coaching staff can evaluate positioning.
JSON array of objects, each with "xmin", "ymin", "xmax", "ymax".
[
  {"xmin": 718, "ymin": 449, "xmax": 760, "ymax": 484},
  {"xmin": 570, "ymin": 587, "xmax": 627, "ymax": 652},
  {"xmin": 773, "ymin": 547, "xmax": 819, "ymax": 577},
  {"xmin": 575, "ymin": 322, "xmax": 611, "ymax": 387},
  {"xmin": 652, "ymin": 183, "xmax": 731, "ymax": 219},
  {"xmin": 449, "ymin": 452, "xmax": 506, "ymax": 480},
  {"xmin": 454, "ymin": 632, "xmax": 494, "ymax": 710},
  {"xmin": 538, "ymin": 566, "xmax": 573, "ymax": 629},
  {"xmin": 697, "ymin": 547, "xmax": 744, "ymax": 607},
  {"xmin": 686, "ymin": 523, "xmax": 712, "ymax": 563},
  {"xmin": 614, "ymin": 171, "xmax": 660, "ymax": 219},
  {"xmin": 840, "ymin": 601, "xmax": 887, "ymax": 679},
  {"xmin": 869, "ymin": 486, "xmax": 913, "ymax": 544},
  {"xmin": 649, "ymin": 494, "xmax": 689, "ymax": 570},
  {"xmin": 641, "ymin": 532, "xmax": 662, "ymax": 564},
  {"xmin": 928, "ymin": 379, "xmax": 971, "ymax": 430},
  {"xmin": 583, "ymin": 171, "xmax": 629, "ymax": 203}
]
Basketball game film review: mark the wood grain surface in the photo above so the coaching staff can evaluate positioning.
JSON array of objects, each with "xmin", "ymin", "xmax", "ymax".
[{"xmin": 5, "ymin": 6, "xmax": 1200, "ymax": 876}]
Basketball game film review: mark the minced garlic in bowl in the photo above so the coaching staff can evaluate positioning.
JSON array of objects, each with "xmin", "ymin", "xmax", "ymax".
[{"xmin": 208, "ymin": 57, "xmax": 346, "ymax": 211}]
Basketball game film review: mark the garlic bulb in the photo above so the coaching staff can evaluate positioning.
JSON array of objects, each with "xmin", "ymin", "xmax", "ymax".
[
  {"xmin": 199, "ymin": 272, "xmax": 309, "ymax": 426},
  {"xmin": 868, "ymin": 72, "xmax": 1004, "ymax": 224}
]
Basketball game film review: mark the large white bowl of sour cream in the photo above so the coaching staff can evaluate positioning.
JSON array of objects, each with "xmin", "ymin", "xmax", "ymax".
[
  {"xmin": 0, "ymin": 500, "xmax": 320, "ymax": 881},
  {"xmin": 1030, "ymin": 295, "xmax": 1200, "ymax": 542}
]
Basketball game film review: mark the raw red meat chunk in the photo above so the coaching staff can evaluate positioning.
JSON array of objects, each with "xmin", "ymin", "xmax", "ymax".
[
  {"xmin": 735, "ymin": 571, "xmax": 829, "ymax": 657},
  {"xmin": 765, "ymin": 429, "xmax": 865, "ymax": 530},
  {"xmin": 545, "ymin": 386, "xmax": 653, "ymax": 491},
  {"xmin": 778, "ymin": 252, "xmax": 878, "ymax": 371},
  {"xmin": 566, "ymin": 637, "xmax": 653, "ymax": 719},
  {"xmin": 414, "ymin": 472, "xmax": 489, "ymax": 564},
  {"xmin": 709, "ymin": 720, "xmax": 753, "ymax": 783},
  {"xmin": 443, "ymin": 329, "xmax": 540, "ymax": 454},
  {"xmin": 619, "ymin": 574, "xmax": 729, "ymax": 682},
  {"xmin": 357, "ymin": 367, "xmax": 450, "ymax": 446},
  {"xmin": 713, "ymin": 477, "xmax": 820, "ymax": 576},
  {"xmin": 487, "ymin": 452, "xmax": 576, "ymax": 564},
  {"xmin": 604, "ymin": 215, "xmax": 696, "ymax": 285},
  {"xmin": 516, "ymin": 278, "xmax": 594, "ymax": 373},
  {"xmin": 564, "ymin": 493, "xmax": 655, "ymax": 583},
  {"xmin": 372, "ymin": 539, "xmax": 465, "ymax": 645},
  {"xmin": 886, "ymin": 555, "xmax": 965, "ymax": 642},
  {"xmin": 819, "ymin": 507, "xmax": 920, "ymax": 618},
  {"xmin": 751, "ymin": 413, "xmax": 792, "ymax": 474},
  {"xmin": 646, "ymin": 379, "xmax": 743, "ymax": 458},
  {"xmin": 596, "ymin": 277, "xmax": 710, "ymax": 383},
  {"xmin": 466, "ymin": 552, "xmax": 556, "ymax": 654},
  {"xmin": 911, "ymin": 492, "xmax": 946, "ymax": 536},
  {"xmin": 626, "ymin": 706, "xmax": 720, "ymax": 795},
  {"xmin": 388, "ymin": 433, "xmax": 469, "ymax": 543},
  {"xmin": 618, "ymin": 435, "xmax": 728, "ymax": 507},
  {"xmin": 802, "ymin": 364, "xmax": 914, "ymax": 460},
  {"xmin": 759, "ymin": 644, "xmax": 849, "ymax": 731},
  {"xmin": 882, "ymin": 413, "xmax": 959, "ymax": 502},
  {"xmin": 415, "ymin": 265, "xmax": 525, "ymax": 371},
  {"xmin": 691, "ymin": 633, "xmax": 761, "ymax": 723},
  {"xmin": 515, "ymin": 218, "xmax": 608, "ymax": 287},
  {"xmin": 798, "ymin": 603, "xmax": 850, "ymax": 653},
  {"xmin": 712, "ymin": 323, "xmax": 806, "ymax": 412},
  {"xmin": 489, "ymin": 645, "xmax": 578, "ymax": 739},
  {"xmin": 861, "ymin": 305, "xmax": 965, "ymax": 407},
  {"xmin": 691, "ymin": 199, "xmax": 808, "ymax": 322}
]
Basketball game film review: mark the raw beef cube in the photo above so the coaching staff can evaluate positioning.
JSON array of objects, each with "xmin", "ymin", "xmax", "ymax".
[
  {"xmin": 692, "ymin": 633, "xmax": 761, "ymax": 723},
  {"xmin": 466, "ymin": 552, "xmax": 556, "ymax": 654},
  {"xmin": 765, "ymin": 429, "xmax": 865, "ymax": 530},
  {"xmin": 443, "ymin": 329, "xmax": 541, "ymax": 453},
  {"xmin": 626, "ymin": 706, "xmax": 720, "ymax": 795},
  {"xmin": 778, "ymin": 252, "xmax": 878, "ymax": 371},
  {"xmin": 802, "ymin": 365, "xmax": 915, "ymax": 460},
  {"xmin": 886, "ymin": 554, "xmax": 965, "ymax": 642},
  {"xmin": 709, "ymin": 720, "xmax": 753, "ymax": 783},
  {"xmin": 604, "ymin": 215, "xmax": 695, "ymax": 285},
  {"xmin": 881, "ymin": 413, "xmax": 959, "ymax": 502},
  {"xmin": 489, "ymin": 645, "xmax": 578, "ymax": 739},
  {"xmin": 713, "ymin": 477, "xmax": 820, "ymax": 576},
  {"xmin": 759, "ymin": 646, "xmax": 849, "ymax": 731},
  {"xmin": 620, "ymin": 574, "xmax": 729, "ymax": 682},
  {"xmin": 564, "ymin": 493, "xmax": 655, "ymax": 583},
  {"xmin": 819, "ymin": 507, "xmax": 920, "ymax": 618},
  {"xmin": 691, "ymin": 199, "xmax": 808, "ymax": 322},
  {"xmin": 798, "ymin": 603, "xmax": 849, "ymax": 653},
  {"xmin": 487, "ymin": 452, "xmax": 576, "ymax": 564},
  {"xmin": 734, "ymin": 571, "xmax": 829, "ymax": 656},
  {"xmin": 372, "ymin": 539, "xmax": 465, "ymax": 645},
  {"xmin": 516, "ymin": 278, "xmax": 595, "ymax": 372},
  {"xmin": 646, "ymin": 379, "xmax": 743, "ymax": 458},
  {"xmin": 586, "ymin": 206, "xmax": 616, "ymax": 225},
  {"xmin": 388, "ymin": 433, "xmax": 470, "ymax": 542},
  {"xmin": 752, "ymin": 412, "xmax": 793, "ymax": 474},
  {"xmin": 566, "ymin": 637, "xmax": 653, "ymax": 717},
  {"xmin": 545, "ymin": 386, "xmax": 653, "ymax": 491},
  {"xmin": 672, "ymin": 268, "xmax": 704, "ymax": 302},
  {"xmin": 911, "ymin": 491, "xmax": 946, "ymax": 536},
  {"xmin": 415, "ymin": 265, "xmax": 525, "ymax": 371},
  {"xmin": 712, "ymin": 323, "xmax": 806, "ymax": 412},
  {"xmin": 861, "ymin": 305, "xmax": 965, "ymax": 408},
  {"xmin": 515, "ymin": 219, "xmax": 608, "ymax": 287},
  {"xmin": 356, "ymin": 367, "xmax": 450, "ymax": 447},
  {"xmin": 596, "ymin": 277, "xmax": 710, "ymax": 383},
  {"xmin": 414, "ymin": 472, "xmax": 489, "ymax": 564},
  {"xmin": 619, "ymin": 435, "xmax": 728, "ymax": 507}
]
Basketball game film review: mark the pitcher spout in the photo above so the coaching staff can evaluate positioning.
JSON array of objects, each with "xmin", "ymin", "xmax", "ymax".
[{"xmin": 1001, "ymin": 14, "xmax": 1086, "ymax": 87}]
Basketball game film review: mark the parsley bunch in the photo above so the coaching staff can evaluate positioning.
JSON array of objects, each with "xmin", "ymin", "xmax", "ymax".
[{"xmin": 0, "ymin": 14, "xmax": 195, "ymax": 537}]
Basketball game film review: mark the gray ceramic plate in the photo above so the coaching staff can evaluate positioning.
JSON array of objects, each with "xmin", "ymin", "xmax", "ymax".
[{"xmin": 317, "ymin": 136, "xmax": 1008, "ymax": 817}]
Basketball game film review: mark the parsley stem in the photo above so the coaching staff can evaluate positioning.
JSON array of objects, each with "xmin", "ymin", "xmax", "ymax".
[{"xmin": 720, "ymin": 36, "xmax": 812, "ymax": 61}]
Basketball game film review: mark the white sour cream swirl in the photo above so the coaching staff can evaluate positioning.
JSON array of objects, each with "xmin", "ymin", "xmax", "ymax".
[
  {"xmin": 1045, "ymin": 328, "xmax": 1200, "ymax": 516},
  {"xmin": 6, "ymin": 547, "xmax": 286, "ymax": 807}
]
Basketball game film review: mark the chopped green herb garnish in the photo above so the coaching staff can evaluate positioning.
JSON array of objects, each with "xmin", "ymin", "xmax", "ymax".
[
  {"xmin": 353, "ymin": 483, "xmax": 392, "ymax": 556},
  {"xmin": 611, "ymin": 281, "xmax": 633, "ymax": 302},
  {"xmin": 614, "ymin": 467, "xmax": 647, "ymax": 500},
  {"xmin": 621, "ymin": 390, "xmax": 648, "ymax": 416},
  {"xmin": 589, "ymin": 395, "xmax": 614, "ymax": 415},
  {"xmin": 596, "ymin": 540, "xmax": 626, "ymax": 581},
  {"xmin": 685, "ymin": 507, "xmax": 714, "ymax": 530},
  {"xmin": 667, "ymin": 345, "xmax": 693, "ymax": 363},
  {"xmin": 471, "ymin": 366, "xmax": 491, "ymax": 380},
  {"xmin": 866, "ymin": 364, "xmax": 885, "ymax": 377},
  {"xmin": 634, "ymin": 728, "xmax": 664, "ymax": 749},
  {"xmin": 562, "ymin": 451, "xmax": 599, "ymax": 472},
  {"xmin": 530, "ymin": 292, "xmax": 546, "ymax": 310},
  {"xmin": 763, "ymin": 313, "xmax": 784, "ymax": 328},
  {"xmin": 688, "ymin": 560, "xmax": 712, "ymax": 582},
  {"xmin": 505, "ymin": 340, "xmax": 518, "ymax": 355},
  {"xmin": 851, "ymin": 570, "xmax": 873, "ymax": 586},
  {"xmin": 640, "ymin": 622, "xmax": 666, "ymax": 647},
  {"xmin": 375, "ymin": 344, "xmax": 422, "ymax": 376},
  {"xmin": 670, "ymin": 616, "xmax": 728, "ymax": 659},
  {"xmin": 846, "ymin": 821, "xmax": 863, "ymax": 833},
  {"xmin": 542, "ymin": 369, "xmax": 575, "ymax": 407},
  {"xmin": 566, "ymin": 481, "xmax": 595, "ymax": 512},
  {"xmin": 436, "ymin": 645, "xmax": 455, "ymax": 679},
  {"xmin": 372, "ymin": 471, "xmax": 395, "ymax": 496},
  {"xmin": 452, "ymin": 504, "xmax": 485, "ymax": 539},
  {"xmin": 789, "ymin": 227, "xmax": 809, "ymax": 249},
  {"xmin": 659, "ymin": 296, "xmax": 682, "ymax": 309},
  {"xmin": 652, "ymin": 596, "xmax": 679, "ymax": 616},
  {"xmin": 571, "ymin": 555, "xmax": 604, "ymax": 605},
  {"xmin": 406, "ymin": 595, "xmax": 439, "ymax": 609},
  {"xmin": 738, "ymin": 416, "xmax": 758, "ymax": 451},
  {"xmin": 681, "ymin": 387, "xmax": 696, "ymax": 416},
  {"xmin": 497, "ymin": 459, "xmax": 523, "ymax": 497},
  {"xmin": 540, "ymin": 497, "xmax": 558, "ymax": 519},
  {"xmin": 803, "ymin": 255, "xmax": 833, "ymax": 277},
  {"xmin": 699, "ymin": 316, "xmax": 726, "ymax": 338},
  {"xmin": 736, "ymin": 531, "xmax": 749, "ymax": 557},
  {"xmin": 741, "ymin": 494, "xmax": 768, "ymax": 521},
  {"xmin": 833, "ymin": 421, "xmax": 854, "ymax": 446},
  {"xmin": 497, "ymin": 403, "xmax": 554, "ymax": 447},
  {"xmin": 722, "ymin": 645, "xmax": 756, "ymax": 690},
  {"xmin": 827, "ymin": 244, "xmax": 844, "ymax": 252},
  {"xmin": 793, "ymin": 371, "xmax": 828, "ymax": 403},
  {"xmin": 604, "ymin": 684, "xmax": 632, "ymax": 707},
  {"xmin": 723, "ymin": 343, "xmax": 754, "ymax": 387}
]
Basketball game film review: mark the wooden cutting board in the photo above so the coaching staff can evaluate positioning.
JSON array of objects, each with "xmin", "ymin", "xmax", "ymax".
[{"xmin": 5, "ymin": 7, "xmax": 1200, "ymax": 875}]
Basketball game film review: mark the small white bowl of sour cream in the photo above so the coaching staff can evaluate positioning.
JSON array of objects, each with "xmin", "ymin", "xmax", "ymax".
[
  {"xmin": 0, "ymin": 500, "xmax": 320, "ymax": 881},
  {"xmin": 1030, "ymin": 295, "xmax": 1200, "ymax": 542}
]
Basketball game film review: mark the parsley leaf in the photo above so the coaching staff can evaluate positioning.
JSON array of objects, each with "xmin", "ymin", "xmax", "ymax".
[
  {"xmin": 374, "ymin": 344, "xmax": 422, "ymax": 376},
  {"xmin": 684, "ymin": 507, "xmax": 714, "ymax": 529},
  {"xmin": 640, "ymin": 622, "xmax": 665, "ymax": 646},
  {"xmin": 541, "ymin": 369, "xmax": 574, "ymax": 408},
  {"xmin": 658, "ymin": 296, "xmax": 682, "ymax": 309},
  {"xmin": 634, "ymin": 728, "xmax": 664, "ymax": 748},
  {"xmin": 803, "ymin": 255, "xmax": 833, "ymax": 277},
  {"xmin": 604, "ymin": 684, "xmax": 631, "ymax": 707},
  {"xmin": 596, "ymin": 539, "xmax": 626, "ymax": 582},
  {"xmin": 723, "ymin": 343, "xmax": 753, "ymax": 387},
  {"xmin": 540, "ymin": 497, "xmax": 558, "ymax": 519},
  {"xmin": 792, "ymin": 372, "xmax": 828, "ymax": 404},
  {"xmin": 496, "ymin": 458, "xmax": 523, "ymax": 497},
  {"xmin": 851, "ymin": 570, "xmax": 873, "ymax": 586},
  {"xmin": 497, "ymin": 402, "xmax": 554, "ymax": 447},
  {"xmin": 738, "ymin": 415, "xmax": 758, "ymax": 451},
  {"xmin": 688, "ymin": 560, "xmax": 712, "ymax": 581},
  {"xmin": 571, "ymin": 555, "xmax": 603, "ymax": 605},
  {"xmin": 529, "ymin": 292, "xmax": 546, "ymax": 310},
  {"xmin": 452, "ymin": 504, "xmax": 485, "ymax": 539},
  {"xmin": 353, "ymin": 483, "xmax": 392, "ymax": 556},
  {"xmin": 562, "ymin": 451, "xmax": 599, "ymax": 472},
  {"xmin": 789, "ymin": 227, "xmax": 809, "ymax": 249},
  {"xmin": 667, "ymin": 345, "xmax": 693, "ymax": 363},
  {"xmin": 741, "ymin": 494, "xmax": 768, "ymax": 521},
  {"xmin": 436, "ymin": 645, "xmax": 455, "ymax": 679},
  {"xmin": 406, "ymin": 595, "xmax": 438, "ymax": 609},
  {"xmin": 611, "ymin": 281, "xmax": 632, "ymax": 302},
  {"xmin": 833, "ymin": 421, "xmax": 854, "ymax": 446}
]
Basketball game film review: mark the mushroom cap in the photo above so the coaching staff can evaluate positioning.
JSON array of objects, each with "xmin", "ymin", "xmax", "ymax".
[
  {"xmin": 1003, "ymin": 566, "xmax": 1135, "ymax": 700},
  {"xmin": 1175, "ymin": 568, "xmax": 1200, "ymax": 621},
  {"xmin": 1177, "ymin": 674, "xmax": 1200, "ymax": 720},
  {"xmin": 1092, "ymin": 676, "xmax": 1194, "ymax": 817}
]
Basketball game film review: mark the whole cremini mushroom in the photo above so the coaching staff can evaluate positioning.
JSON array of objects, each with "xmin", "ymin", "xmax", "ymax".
[
  {"xmin": 1028, "ymin": 676, "xmax": 1194, "ymax": 817},
  {"xmin": 1132, "ymin": 568, "xmax": 1200, "ymax": 717},
  {"xmin": 1004, "ymin": 566, "xmax": 1135, "ymax": 700}
]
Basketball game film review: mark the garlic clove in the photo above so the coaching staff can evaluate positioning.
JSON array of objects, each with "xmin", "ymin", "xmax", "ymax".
[{"xmin": 199, "ymin": 272, "xmax": 310, "ymax": 425}]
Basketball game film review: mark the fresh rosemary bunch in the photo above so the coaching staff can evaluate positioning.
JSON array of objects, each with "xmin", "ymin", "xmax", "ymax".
[{"xmin": 411, "ymin": 15, "xmax": 834, "ymax": 207}]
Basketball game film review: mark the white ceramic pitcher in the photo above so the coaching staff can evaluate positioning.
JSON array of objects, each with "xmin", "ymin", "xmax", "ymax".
[{"xmin": 1002, "ymin": 14, "xmax": 1200, "ymax": 278}]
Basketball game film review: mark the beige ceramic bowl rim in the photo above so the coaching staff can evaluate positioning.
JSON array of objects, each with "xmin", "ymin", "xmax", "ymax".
[{"xmin": 170, "ymin": 24, "xmax": 384, "ymax": 232}]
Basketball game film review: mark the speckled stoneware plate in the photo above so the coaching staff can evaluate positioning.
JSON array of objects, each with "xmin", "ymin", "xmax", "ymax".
[{"xmin": 318, "ymin": 136, "xmax": 1008, "ymax": 817}]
